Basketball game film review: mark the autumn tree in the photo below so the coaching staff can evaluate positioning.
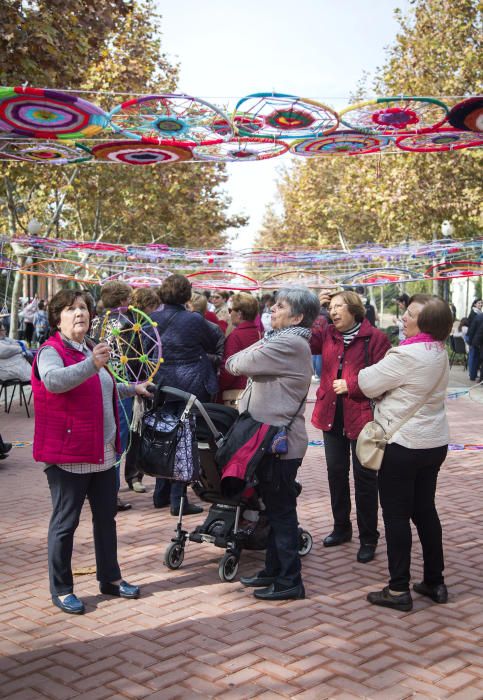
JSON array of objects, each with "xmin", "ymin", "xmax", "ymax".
[
  {"xmin": 257, "ymin": 0, "xmax": 482, "ymax": 249},
  {"xmin": 0, "ymin": 0, "xmax": 246, "ymax": 333}
]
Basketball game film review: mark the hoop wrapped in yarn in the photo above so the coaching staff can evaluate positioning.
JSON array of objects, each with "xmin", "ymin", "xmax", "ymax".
[
  {"xmin": 448, "ymin": 97, "xmax": 483, "ymax": 133},
  {"xmin": 91, "ymin": 140, "xmax": 193, "ymax": 164},
  {"xmin": 233, "ymin": 93, "xmax": 339, "ymax": 140},
  {"xmin": 0, "ymin": 87, "xmax": 108, "ymax": 139},
  {"xmin": 0, "ymin": 140, "xmax": 91, "ymax": 163},
  {"xmin": 108, "ymin": 94, "xmax": 232, "ymax": 144},
  {"xmin": 291, "ymin": 131, "xmax": 393, "ymax": 156},
  {"xmin": 192, "ymin": 137, "xmax": 288, "ymax": 161},
  {"xmin": 396, "ymin": 128, "xmax": 483, "ymax": 152},
  {"xmin": 340, "ymin": 96, "xmax": 448, "ymax": 135}
]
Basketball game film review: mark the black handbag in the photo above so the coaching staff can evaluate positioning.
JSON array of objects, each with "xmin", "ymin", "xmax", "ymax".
[{"xmin": 139, "ymin": 386, "xmax": 199, "ymax": 480}]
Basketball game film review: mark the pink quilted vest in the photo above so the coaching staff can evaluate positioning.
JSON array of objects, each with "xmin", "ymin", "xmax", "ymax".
[{"xmin": 32, "ymin": 332, "xmax": 121, "ymax": 464}]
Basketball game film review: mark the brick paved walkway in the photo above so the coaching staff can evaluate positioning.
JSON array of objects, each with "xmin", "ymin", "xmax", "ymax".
[{"xmin": 1, "ymin": 380, "xmax": 482, "ymax": 700}]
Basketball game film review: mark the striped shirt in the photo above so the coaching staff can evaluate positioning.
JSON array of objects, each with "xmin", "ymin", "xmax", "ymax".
[{"xmin": 342, "ymin": 322, "xmax": 362, "ymax": 346}]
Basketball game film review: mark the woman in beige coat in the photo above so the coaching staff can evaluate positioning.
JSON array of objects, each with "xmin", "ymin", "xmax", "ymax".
[
  {"xmin": 358, "ymin": 294, "xmax": 453, "ymax": 612},
  {"xmin": 226, "ymin": 287, "xmax": 320, "ymax": 601}
]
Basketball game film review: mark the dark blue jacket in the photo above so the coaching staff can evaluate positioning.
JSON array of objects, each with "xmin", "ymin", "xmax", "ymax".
[{"xmin": 151, "ymin": 304, "xmax": 219, "ymax": 401}]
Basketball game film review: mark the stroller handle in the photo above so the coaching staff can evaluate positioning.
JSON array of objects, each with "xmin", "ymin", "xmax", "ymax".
[{"xmin": 156, "ymin": 385, "xmax": 225, "ymax": 446}]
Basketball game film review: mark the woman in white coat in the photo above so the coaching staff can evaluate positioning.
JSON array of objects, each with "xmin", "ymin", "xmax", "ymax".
[{"xmin": 358, "ymin": 294, "xmax": 453, "ymax": 612}]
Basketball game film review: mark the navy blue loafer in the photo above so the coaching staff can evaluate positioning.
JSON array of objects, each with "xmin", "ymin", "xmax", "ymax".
[
  {"xmin": 99, "ymin": 580, "xmax": 140, "ymax": 599},
  {"xmin": 52, "ymin": 594, "xmax": 85, "ymax": 615}
]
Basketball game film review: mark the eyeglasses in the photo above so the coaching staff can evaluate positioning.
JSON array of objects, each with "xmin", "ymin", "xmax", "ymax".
[{"xmin": 329, "ymin": 303, "xmax": 347, "ymax": 313}]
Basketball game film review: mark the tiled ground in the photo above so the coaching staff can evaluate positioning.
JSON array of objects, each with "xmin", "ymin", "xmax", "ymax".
[{"xmin": 1, "ymin": 371, "xmax": 482, "ymax": 700}]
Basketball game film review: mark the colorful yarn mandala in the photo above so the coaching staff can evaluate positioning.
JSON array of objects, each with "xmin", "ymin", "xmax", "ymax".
[
  {"xmin": 186, "ymin": 269, "xmax": 260, "ymax": 291},
  {"xmin": 448, "ymin": 97, "xmax": 483, "ymax": 132},
  {"xmin": 0, "ymin": 140, "xmax": 91, "ymax": 163},
  {"xmin": 192, "ymin": 137, "xmax": 288, "ymax": 161},
  {"xmin": 396, "ymin": 128, "xmax": 483, "ymax": 152},
  {"xmin": 342, "ymin": 268, "xmax": 421, "ymax": 286},
  {"xmin": 425, "ymin": 260, "xmax": 483, "ymax": 280},
  {"xmin": 0, "ymin": 87, "xmax": 108, "ymax": 139},
  {"xmin": 233, "ymin": 93, "xmax": 339, "ymax": 140},
  {"xmin": 108, "ymin": 94, "xmax": 232, "ymax": 144},
  {"xmin": 340, "ymin": 97, "xmax": 448, "ymax": 135},
  {"xmin": 99, "ymin": 306, "xmax": 162, "ymax": 384},
  {"xmin": 91, "ymin": 140, "xmax": 192, "ymax": 164},
  {"xmin": 291, "ymin": 130, "xmax": 393, "ymax": 156},
  {"xmin": 261, "ymin": 270, "xmax": 338, "ymax": 289},
  {"xmin": 19, "ymin": 258, "xmax": 101, "ymax": 284}
]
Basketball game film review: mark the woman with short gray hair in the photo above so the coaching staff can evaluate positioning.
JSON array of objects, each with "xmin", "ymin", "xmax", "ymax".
[{"xmin": 226, "ymin": 287, "xmax": 320, "ymax": 601}]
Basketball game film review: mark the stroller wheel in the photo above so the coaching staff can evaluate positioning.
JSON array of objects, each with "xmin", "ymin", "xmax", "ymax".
[
  {"xmin": 298, "ymin": 530, "xmax": 313, "ymax": 557},
  {"xmin": 164, "ymin": 542, "xmax": 185, "ymax": 569},
  {"xmin": 218, "ymin": 552, "xmax": 239, "ymax": 582}
]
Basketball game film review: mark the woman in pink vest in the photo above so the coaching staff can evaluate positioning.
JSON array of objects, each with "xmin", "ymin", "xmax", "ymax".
[{"xmin": 32, "ymin": 289, "xmax": 152, "ymax": 615}]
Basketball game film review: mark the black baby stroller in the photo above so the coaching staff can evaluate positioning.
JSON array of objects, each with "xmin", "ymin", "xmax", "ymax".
[{"xmin": 149, "ymin": 386, "xmax": 313, "ymax": 582}]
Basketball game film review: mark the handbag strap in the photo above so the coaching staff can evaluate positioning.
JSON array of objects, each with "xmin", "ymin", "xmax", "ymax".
[
  {"xmin": 245, "ymin": 379, "xmax": 309, "ymax": 430},
  {"xmin": 383, "ymin": 364, "xmax": 447, "ymax": 441}
]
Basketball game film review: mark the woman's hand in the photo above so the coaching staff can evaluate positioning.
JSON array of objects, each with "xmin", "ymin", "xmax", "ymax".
[
  {"xmin": 135, "ymin": 381, "xmax": 156, "ymax": 398},
  {"xmin": 319, "ymin": 291, "xmax": 331, "ymax": 307},
  {"xmin": 92, "ymin": 342, "xmax": 111, "ymax": 370},
  {"xmin": 333, "ymin": 379, "xmax": 348, "ymax": 394}
]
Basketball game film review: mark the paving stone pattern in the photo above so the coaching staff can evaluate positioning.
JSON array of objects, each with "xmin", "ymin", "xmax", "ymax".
[{"xmin": 0, "ymin": 382, "xmax": 482, "ymax": 699}]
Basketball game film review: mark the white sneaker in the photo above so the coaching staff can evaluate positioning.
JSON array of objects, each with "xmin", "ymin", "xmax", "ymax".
[
  {"xmin": 311, "ymin": 374, "xmax": 320, "ymax": 383},
  {"xmin": 132, "ymin": 481, "xmax": 146, "ymax": 493}
]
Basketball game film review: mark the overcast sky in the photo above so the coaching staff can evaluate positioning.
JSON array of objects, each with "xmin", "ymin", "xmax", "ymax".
[{"xmin": 156, "ymin": 0, "xmax": 411, "ymax": 248}]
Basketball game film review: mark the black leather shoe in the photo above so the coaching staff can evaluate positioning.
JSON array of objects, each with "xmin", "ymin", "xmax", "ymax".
[
  {"xmin": 254, "ymin": 583, "xmax": 305, "ymax": 601},
  {"xmin": 357, "ymin": 543, "xmax": 377, "ymax": 563},
  {"xmin": 170, "ymin": 503, "xmax": 204, "ymax": 516},
  {"xmin": 52, "ymin": 593, "xmax": 85, "ymax": 615},
  {"xmin": 323, "ymin": 530, "xmax": 352, "ymax": 547},
  {"xmin": 100, "ymin": 580, "xmax": 140, "ymax": 599},
  {"xmin": 0, "ymin": 442, "xmax": 12, "ymax": 459},
  {"xmin": 117, "ymin": 497, "xmax": 132, "ymax": 512},
  {"xmin": 240, "ymin": 573, "xmax": 277, "ymax": 588},
  {"xmin": 367, "ymin": 586, "xmax": 413, "ymax": 612},
  {"xmin": 413, "ymin": 581, "xmax": 448, "ymax": 604}
]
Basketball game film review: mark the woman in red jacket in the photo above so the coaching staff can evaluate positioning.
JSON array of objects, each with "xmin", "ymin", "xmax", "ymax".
[
  {"xmin": 218, "ymin": 292, "xmax": 261, "ymax": 404},
  {"xmin": 310, "ymin": 291, "xmax": 391, "ymax": 563}
]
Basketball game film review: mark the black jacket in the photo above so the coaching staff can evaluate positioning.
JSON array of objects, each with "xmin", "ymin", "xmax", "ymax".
[{"xmin": 150, "ymin": 304, "xmax": 219, "ymax": 401}]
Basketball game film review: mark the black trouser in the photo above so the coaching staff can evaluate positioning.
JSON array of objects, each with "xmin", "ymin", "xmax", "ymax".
[
  {"xmin": 124, "ymin": 431, "xmax": 144, "ymax": 485},
  {"xmin": 378, "ymin": 442, "xmax": 447, "ymax": 592},
  {"xmin": 24, "ymin": 321, "xmax": 34, "ymax": 345},
  {"xmin": 46, "ymin": 466, "xmax": 121, "ymax": 596},
  {"xmin": 323, "ymin": 430, "xmax": 379, "ymax": 545},
  {"xmin": 257, "ymin": 457, "xmax": 302, "ymax": 588}
]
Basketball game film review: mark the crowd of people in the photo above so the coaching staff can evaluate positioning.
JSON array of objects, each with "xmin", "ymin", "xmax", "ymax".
[{"xmin": 0, "ymin": 276, "xmax": 474, "ymax": 613}]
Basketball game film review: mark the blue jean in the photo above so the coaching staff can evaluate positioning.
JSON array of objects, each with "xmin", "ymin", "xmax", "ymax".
[
  {"xmin": 312, "ymin": 355, "xmax": 321, "ymax": 377},
  {"xmin": 468, "ymin": 346, "xmax": 481, "ymax": 380},
  {"xmin": 153, "ymin": 479, "xmax": 186, "ymax": 508},
  {"xmin": 116, "ymin": 397, "xmax": 133, "ymax": 490}
]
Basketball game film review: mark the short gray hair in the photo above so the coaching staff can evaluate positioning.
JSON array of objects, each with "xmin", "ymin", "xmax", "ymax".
[{"xmin": 276, "ymin": 287, "xmax": 320, "ymax": 328}]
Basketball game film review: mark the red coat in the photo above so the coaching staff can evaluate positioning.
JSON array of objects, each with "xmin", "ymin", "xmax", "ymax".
[
  {"xmin": 310, "ymin": 319, "xmax": 391, "ymax": 439},
  {"xmin": 218, "ymin": 321, "xmax": 261, "ymax": 393}
]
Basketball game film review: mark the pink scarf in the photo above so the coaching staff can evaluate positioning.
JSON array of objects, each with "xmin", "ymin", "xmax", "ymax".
[{"xmin": 400, "ymin": 332, "xmax": 444, "ymax": 348}]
